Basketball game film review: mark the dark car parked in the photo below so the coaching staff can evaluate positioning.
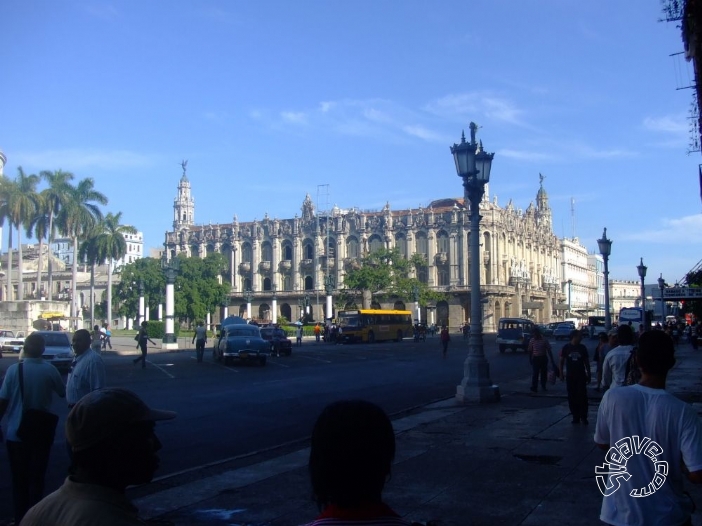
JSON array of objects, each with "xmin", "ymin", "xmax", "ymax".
[
  {"xmin": 214, "ymin": 324, "xmax": 268, "ymax": 366},
  {"xmin": 260, "ymin": 326, "xmax": 292, "ymax": 356},
  {"xmin": 553, "ymin": 322, "xmax": 576, "ymax": 341}
]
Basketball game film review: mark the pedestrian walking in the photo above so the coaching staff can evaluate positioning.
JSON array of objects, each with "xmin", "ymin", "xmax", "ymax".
[
  {"xmin": 462, "ymin": 323, "xmax": 469, "ymax": 340},
  {"xmin": 314, "ymin": 323, "xmax": 321, "ymax": 343},
  {"xmin": 559, "ymin": 330, "xmax": 590, "ymax": 424},
  {"xmin": 192, "ymin": 321, "xmax": 207, "ymax": 363},
  {"xmin": 0, "ymin": 333, "xmax": 66, "ymax": 524},
  {"xmin": 304, "ymin": 400, "xmax": 416, "ymax": 526},
  {"xmin": 527, "ymin": 327, "xmax": 552, "ymax": 393},
  {"xmin": 101, "ymin": 324, "xmax": 112, "ymax": 350},
  {"xmin": 133, "ymin": 321, "xmax": 157, "ymax": 368},
  {"xmin": 21, "ymin": 388, "xmax": 176, "ymax": 526},
  {"xmin": 90, "ymin": 325, "xmax": 103, "ymax": 353},
  {"xmin": 296, "ymin": 325, "xmax": 303, "ymax": 347},
  {"xmin": 66, "ymin": 329, "xmax": 106, "ymax": 410},
  {"xmin": 439, "ymin": 325, "xmax": 450, "ymax": 358},
  {"xmin": 602, "ymin": 324, "xmax": 635, "ymax": 389},
  {"xmin": 594, "ymin": 331, "xmax": 611, "ymax": 391},
  {"xmin": 595, "ymin": 331, "xmax": 702, "ymax": 525}
]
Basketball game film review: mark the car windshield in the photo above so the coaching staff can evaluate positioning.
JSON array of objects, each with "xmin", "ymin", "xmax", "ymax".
[
  {"xmin": 260, "ymin": 329, "xmax": 284, "ymax": 339},
  {"xmin": 0, "ymin": 331, "xmax": 16, "ymax": 338},
  {"xmin": 227, "ymin": 328, "xmax": 259, "ymax": 338},
  {"xmin": 41, "ymin": 333, "xmax": 70, "ymax": 347}
]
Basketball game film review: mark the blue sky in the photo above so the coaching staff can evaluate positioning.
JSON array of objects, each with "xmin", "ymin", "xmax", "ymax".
[{"xmin": 2, "ymin": 0, "xmax": 700, "ymax": 284}]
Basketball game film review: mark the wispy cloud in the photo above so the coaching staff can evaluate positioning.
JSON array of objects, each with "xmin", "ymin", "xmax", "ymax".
[
  {"xmin": 642, "ymin": 115, "xmax": 687, "ymax": 135},
  {"xmin": 14, "ymin": 149, "xmax": 156, "ymax": 171},
  {"xmin": 622, "ymin": 215, "xmax": 702, "ymax": 244},
  {"xmin": 84, "ymin": 3, "xmax": 119, "ymax": 20},
  {"xmin": 281, "ymin": 111, "xmax": 308, "ymax": 125},
  {"xmin": 500, "ymin": 149, "xmax": 558, "ymax": 162},
  {"xmin": 424, "ymin": 92, "xmax": 526, "ymax": 126}
]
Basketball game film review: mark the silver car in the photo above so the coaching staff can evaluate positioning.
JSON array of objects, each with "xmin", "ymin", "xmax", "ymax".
[{"xmin": 20, "ymin": 331, "xmax": 74, "ymax": 372}]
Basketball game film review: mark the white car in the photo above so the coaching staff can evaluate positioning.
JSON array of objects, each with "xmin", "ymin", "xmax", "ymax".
[{"xmin": 0, "ymin": 330, "xmax": 25, "ymax": 354}]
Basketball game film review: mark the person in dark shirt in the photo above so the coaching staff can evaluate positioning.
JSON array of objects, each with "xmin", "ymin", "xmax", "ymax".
[{"xmin": 559, "ymin": 330, "xmax": 591, "ymax": 424}]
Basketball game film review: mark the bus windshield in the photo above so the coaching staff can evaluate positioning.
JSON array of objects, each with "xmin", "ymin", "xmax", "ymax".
[{"xmin": 338, "ymin": 314, "xmax": 362, "ymax": 328}]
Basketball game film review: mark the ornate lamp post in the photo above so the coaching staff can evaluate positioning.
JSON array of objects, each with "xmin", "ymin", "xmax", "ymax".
[
  {"xmin": 452, "ymin": 123, "xmax": 499, "ymax": 403},
  {"xmin": 298, "ymin": 294, "xmax": 310, "ymax": 322},
  {"xmin": 244, "ymin": 289, "xmax": 253, "ymax": 320},
  {"xmin": 272, "ymin": 284, "xmax": 278, "ymax": 324},
  {"xmin": 567, "ymin": 279, "xmax": 573, "ymax": 318},
  {"xmin": 597, "ymin": 228, "xmax": 613, "ymax": 331},
  {"xmin": 160, "ymin": 254, "xmax": 180, "ymax": 348},
  {"xmin": 658, "ymin": 274, "xmax": 666, "ymax": 323},
  {"xmin": 412, "ymin": 285, "xmax": 421, "ymax": 325},
  {"xmin": 324, "ymin": 275, "xmax": 334, "ymax": 321},
  {"xmin": 221, "ymin": 299, "xmax": 229, "ymax": 322},
  {"xmin": 637, "ymin": 257, "xmax": 647, "ymax": 329}
]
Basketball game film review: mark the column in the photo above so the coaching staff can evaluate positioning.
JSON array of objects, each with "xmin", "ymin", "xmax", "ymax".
[
  {"xmin": 292, "ymin": 238, "xmax": 300, "ymax": 291},
  {"xmin": 427, "ymin": 230, "xmax": 436, "ymax": 286},
  {"xmin": 158, "ymin": 304, "xmax": 163, "ymax": 321},
  {"xmin": 162, "ymin": 275, "xmax": 177, "ymax": 348},
  {"xmin": 450, "ymin": 232, "xmax": 459, "ymax": 286}
]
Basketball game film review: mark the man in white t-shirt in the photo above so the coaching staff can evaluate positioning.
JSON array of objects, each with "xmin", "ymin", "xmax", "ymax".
[
  {"xmin": 602, "ymin": 324, "xmax": 635, "ymax": 390},
  {"xmin": 594, "ymin": 330, "xmax": 702, "ymax": 525}
]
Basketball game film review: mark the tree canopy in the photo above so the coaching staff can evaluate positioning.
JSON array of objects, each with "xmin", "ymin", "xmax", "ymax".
[
  {"xmin": 342, "ymin": 247, "xmax": 445, "ymax": 307},
  {"xmin": 115, "ymin": 254, "xmax": 231, "ymax": 323}
]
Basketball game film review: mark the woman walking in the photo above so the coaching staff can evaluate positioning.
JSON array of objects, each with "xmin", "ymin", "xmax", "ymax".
[
  {"xmin": 440, "ymin": 325, "xmax": 451, "ymax": 358},
  {"xmin": 133, "ymin": 321, "xmax": 157, "ymax": 368},
  {"xmin": 527, "ymin": 327, "xmax": 553, "ymax": 393}
]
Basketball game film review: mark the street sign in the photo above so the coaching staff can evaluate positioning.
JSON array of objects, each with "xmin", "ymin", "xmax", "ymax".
[{"xmin": 662, "ymin": 287, "xmax": 702, "ymax": 300}]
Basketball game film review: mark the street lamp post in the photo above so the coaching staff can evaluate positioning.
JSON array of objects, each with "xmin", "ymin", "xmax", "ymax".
[
  {"xmin": 412, "ymin": 285, "xmax": 421, "ymax": 325},
  {"xmin": 452, "ymin": 123, "xmax": 499, "ymax": 403},
  {"xmin": 658, "ymin": 274, "xmax": 666, "ymax": 323},
  {"xmin": 137, "ymin": 280, "xmax": 145, "ymax": 328},
  {"xmin": 324, "ymin": 275, "xmax": 334, "ymax": 321},
  {"xmin": 567, "ymin": 279, "xmax": 573, "ymax": 319},
  {"xmin": 597, "ymin": 228, "xmax": 613, "ymax": 331},
  {"xmin": 272, "ymin": 285, "xmax": 278, "ymax": 324},
  {"xmin": 298, "ymin": 294, "xmax": 310, "ymax": 322},
  {"xmin": 637, "ymin": 257, "xmax": 648, "ymax": 329},
  {"xmin": 160, "ymin": 254, "xmax": 180, "ymax": 349},
  {"xmin": 244, "ymin": 289, "xmax": 253, "ymax": 320}
]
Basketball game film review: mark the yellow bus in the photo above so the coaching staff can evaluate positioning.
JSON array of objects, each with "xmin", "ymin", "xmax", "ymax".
[{"xmin": 337, "ymin": 309, "xmax": 413, "ymax": 343}]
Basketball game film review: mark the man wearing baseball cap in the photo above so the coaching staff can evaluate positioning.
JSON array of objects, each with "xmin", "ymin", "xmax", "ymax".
[{"xmin": 20, "ymin": 388, "xmax": 176, "ymax": 526}]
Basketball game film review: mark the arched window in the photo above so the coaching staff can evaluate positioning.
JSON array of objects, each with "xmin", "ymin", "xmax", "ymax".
[
  {"xmin": 438, "ymin": 268, "xmax": 449, "ymax": 286},
  {"xmin": 304, "ymin": 276, "xmax": 314, "ymax": 290},
  {"xmin": 415, "ymin": 232, "xmax": 428, "ymax": 256},
  {"xmin": 347, "ymin": 237, "xmax": 359, "ymax": 258},
  {"xmin": 395, "ymin": 234, "xmax": 407, "ymax": 258},
  {"xmin": 263, "ymin": 277, "xmax": 271, "ymax": 291},
  {"xmin": 282, "ymin": 242, "xmax": 293, "ymax": 260},
  {"xmin": 242, "ymin": 243, "xmax": 253, "ymax": 263},
  {"xmin": 304, "ymin": 242, "xmax": 314, "ymax": 260},
  {"xmin": 191, "ymin": 244, "xmax": 199, "ymax": 258},
  {"xmin": 437, "ymin": 231, "xmax": 449, "ymax": 253},
  {"xmin": 283, "ymin": 275, "xmax": 292, "ymax": 291},
  {"xmin": 262, "ymin": 242, "xmax": 272, "ymax": 262},
  {"xmin": 369, "ymin": 235, "xmax": 383, "ymax": 253}
]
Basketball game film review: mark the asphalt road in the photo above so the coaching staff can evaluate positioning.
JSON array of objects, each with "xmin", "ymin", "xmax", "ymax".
[{"xmin": 0, "ymin": 332, "xmax": 598, "ymax": 522}]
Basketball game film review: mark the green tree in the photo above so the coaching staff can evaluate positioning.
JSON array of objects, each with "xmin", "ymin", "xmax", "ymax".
[
  {"xmin": 58, "ymin": 178, "xmax": 107, "ymax": 318},
  {"xmin": 174, "ymin": 253, "xmax": 230, "ymax": 322},
  {"xmin": 40, "ymin": 170, "xmax": 74, "ymax": 300},
  {"xmin": 0, "ymin": 168, "xmax": 41, "ymax": 300},
  {"xmin": 78, "ymin": 223, "xmax": 105, "ymax": 328},
  {"xmin": 114, "ymin": 257, "xmax": 165, "ymax": 321},
  {"xmin": 26, "ymin": 194, "xmax": 51, "ymax": 298},
  {"xmin": 95, "ymin": 212, "xmax": 136, "ymax": 326}
]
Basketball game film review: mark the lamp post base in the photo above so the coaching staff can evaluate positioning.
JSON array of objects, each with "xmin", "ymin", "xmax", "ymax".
[
  {"xmin": 456, "ymin": 382, "xmax": 501, "ymax": 403},
  {"xmin": 162, "ymin": 333, "xmax": 178, "ymax": 349}
]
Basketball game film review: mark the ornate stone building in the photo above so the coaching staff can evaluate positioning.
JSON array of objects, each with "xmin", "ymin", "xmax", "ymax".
[{"xmin": 165, "ymin": 170, "xmax": 563, "ymax": 330}]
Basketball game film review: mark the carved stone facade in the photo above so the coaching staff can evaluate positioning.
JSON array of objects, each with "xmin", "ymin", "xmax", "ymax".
[{"xmin": 166, "ymin": 176, "xmax": 564, "ymax": 330}]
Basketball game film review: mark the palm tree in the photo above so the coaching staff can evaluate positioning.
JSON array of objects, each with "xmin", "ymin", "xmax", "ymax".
[
  {"xmin": 3, "ymin": 168, "xmax": 40, "ymax": 301},
  {"xmin": 78, "ymin": 224, "xmax": 104, "ymax": 328},
  {"xmin": 40, "ymin": 170, "xmax": 74, "ymax": 300},
  {"xmin": 0, "ymin": 177, "xmax": 16, "ymax": 300},
  {"xmin": 26, "ymin": 194, "xmax": 50, "ymax": 298},
  {"xmin": 58, "ymin": 178, "xmax": 107, "ymax": 319},
  {"xmin": 96, "ymin": 212, "xmax": 136, "ymax": 327}
]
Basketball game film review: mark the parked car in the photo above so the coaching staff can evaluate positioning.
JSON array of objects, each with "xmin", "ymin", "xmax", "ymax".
[
  {"xmin": 19, "ymin": 331, "xmax": 73, "ymax": 372},
  {"xmin": 260, "ymin": 326, "xmax": 292, "ymax": 356},
  {"xmin": 214, "ymin": 324, "xmax": 268, "ymax": 366},
  {"xmin": 0, "ymin": 329, "xmax": 25, "ymax": 355},
  {"xmin": 553, "ymin": 322, "xmax": 576, "ymax": 341},
  {"xmin": 496, "ymin": 317, "xmax": 535, "ymax": 353},
  {"xmin": 537, "ymin": 323, "xmax": 554, "ymax": 337}
]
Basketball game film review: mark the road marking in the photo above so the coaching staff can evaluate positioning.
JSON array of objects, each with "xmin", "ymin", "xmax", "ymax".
[
  {"xmin": 268, "ymin": 360, "xmax": 290, "ymax": 368},
  {"xmin": 135, "ymin": 399, "xmax": 463, "ymax": 520},
  {"xmin": 298, "ymin": 355, "xmax": 332, "ymax": 364},
  {"xmin": 148, "ymin": 361, "xmax": 175, "ymax": 379}
]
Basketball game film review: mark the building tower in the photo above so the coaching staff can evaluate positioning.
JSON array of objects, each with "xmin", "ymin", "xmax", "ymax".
[
  {"xmin": 535, "ymin": 172, "xmax": 552, "ymax": 229},
  {"xmin": 173, "ymin": 160, "xmax": 195, "ymax": 230}
]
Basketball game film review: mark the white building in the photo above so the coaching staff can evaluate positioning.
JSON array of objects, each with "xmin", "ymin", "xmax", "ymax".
[
  {"xmin": 587, "ymin": 253, "xmax": 605, "ymax": 317},
  {"xmin": 561, "ymin": 238, "xmax": 592, "ymax": 320},
  {"xmin": 50, "ymin": 232, "xmax": 144, "ymax": 268},
  {"xmin": 610, "ymin": 280, "xmax": 640, "ymax": 322}
]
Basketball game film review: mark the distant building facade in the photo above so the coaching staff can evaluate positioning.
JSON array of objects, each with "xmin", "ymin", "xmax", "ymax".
[
  {"xmin": 50, "ymin": 232, "xmax": 144, "ymax": 268},
  {"xmin": 165, "ymin": 170, "xmax": 564, "ymax": 330}
]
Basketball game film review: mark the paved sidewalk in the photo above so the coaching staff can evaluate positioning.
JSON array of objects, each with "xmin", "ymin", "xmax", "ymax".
[{"xmin": 126, "ymin": 341, "xmax": 702, "ymax": 526}]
